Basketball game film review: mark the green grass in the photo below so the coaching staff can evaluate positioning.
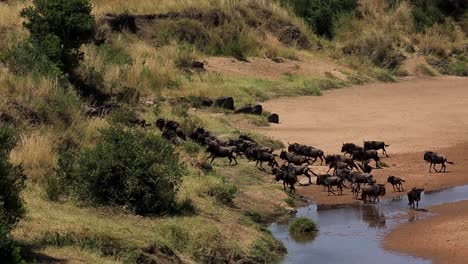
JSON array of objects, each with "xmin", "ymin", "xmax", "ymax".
[{"xmin": 288, "ymin": 217, "xmax": 318, "ymax": 235}]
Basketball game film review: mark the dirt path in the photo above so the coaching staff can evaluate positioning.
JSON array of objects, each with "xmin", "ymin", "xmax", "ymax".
[{"xmin": 384, "ymin": 200, "xmax": 468, "ymax": 264}]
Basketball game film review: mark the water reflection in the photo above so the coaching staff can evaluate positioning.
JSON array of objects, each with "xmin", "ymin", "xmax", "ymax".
[{"xmin": 361, "ymin": 205, "xmax": 386, "ymax": 228}]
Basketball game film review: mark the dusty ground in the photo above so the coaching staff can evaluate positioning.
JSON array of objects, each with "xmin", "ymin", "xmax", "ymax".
[
  {"xmin": 205, "ymin": 56, "xmax": 347, "ymax": 80},
  {"xmin": 259, "ymin": 76, "xmax": 468, "ymax": 263},
  {"xmin": 384, "ymin": 200, "xmax": 468, "ymax": 264}
]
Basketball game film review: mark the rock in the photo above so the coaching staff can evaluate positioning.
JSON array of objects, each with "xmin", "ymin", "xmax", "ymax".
[
  {"xmin": 0, "ymin": 112, "xmax": 15, "ymax": 126},
  {"xmin": 215, "ymin": 96, "xmax": 235, "ymax": 110},
  {"xmin": 267, "ymin": 113, "xmax": 279, "ymax": 124}
]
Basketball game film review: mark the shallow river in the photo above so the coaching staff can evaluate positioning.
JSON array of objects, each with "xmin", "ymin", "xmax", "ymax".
[{"xmin": 270, "ymin": 185, "xmax": 468, "ymax": 264}]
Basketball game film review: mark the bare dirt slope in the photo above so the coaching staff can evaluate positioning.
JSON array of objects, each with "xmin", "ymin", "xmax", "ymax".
[
  {"xmin": 384, "ymin": 200, "xmax": 468, "ymax": 264},
  {"xmin": 205, "ymin": 56, "xmax": 347, "ymax": 80},
  {"xmin": 258, "ymin": 76, "xmax": 468, "ymax": 205}
]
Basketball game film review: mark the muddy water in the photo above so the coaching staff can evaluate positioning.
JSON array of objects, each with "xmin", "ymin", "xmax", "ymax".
[{"xmin": 270, "ymin": 185, "xmax": 468, "ymax": 264}]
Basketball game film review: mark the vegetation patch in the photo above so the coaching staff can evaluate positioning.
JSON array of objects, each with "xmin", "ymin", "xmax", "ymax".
[{"xmin": 288, "ymin": 217, "xmax": 318, "ymax": 235}]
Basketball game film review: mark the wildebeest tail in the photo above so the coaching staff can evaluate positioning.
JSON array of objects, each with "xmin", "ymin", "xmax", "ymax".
[
  {"xmin": 400, "ymin": 179, "xmax": 406, "ymax": 182},
  {"xmin": 385, "ymin": 144, "xmax": 390, "ymax": 147},
  {"xmin": 446, "ymin": 159, "xmax": 454, "ymax": 164}
]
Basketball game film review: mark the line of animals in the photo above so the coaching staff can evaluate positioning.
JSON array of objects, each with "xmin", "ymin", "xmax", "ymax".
[{"xmin": 155, "ymin": 118, "xmax": 454, "ymax": 210}]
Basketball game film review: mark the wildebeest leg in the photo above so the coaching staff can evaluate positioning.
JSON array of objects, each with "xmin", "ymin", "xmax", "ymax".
[
  {"xmin": 283, "ymin": 182, "xmax": 287, "ymax": 191},
  {"xmin": 416, "ymin": 200, "xmax": 419, "ymax": 209},
  {"xmin": 383, "ymin": 148, "xmax": 389, "ymax": 157},
  {"xmin": 442, "ymin": 162, "xmax": 446, "ymax": 173},
  {"xmin": 319, "ymin": 156, "xmax": 323, "ymax": 165},
  {"xmin": 304, "ymin": 171, "xmax": 312, "ymax": 184},
  {"xmin": 428, "ymin": 162, "xmax": 433, "ymax": 173},
  {"xmin": 232, "ymin": 155, "xmax": 238, "ymax": 165},
  {"xmin": 375, "ymin": 159, "xmax": 381, "ymax": 168},
  {"xmin": 210, "ymin": 156, "xmax": 216, "ymax": 164}
]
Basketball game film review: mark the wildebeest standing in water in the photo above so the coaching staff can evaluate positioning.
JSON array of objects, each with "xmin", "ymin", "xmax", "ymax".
[
  {"xmin": 424, "ymin": 151, "xmax": 454, "ymax": 173},
  {"xmin": 364, "ymin": 141, "xmax": 390, "ymax": 157},
  {"xmin": 407, "ymin": 187, "xmax": 424, "ymax": 209},
  {"xmin": 387, "ymin": 176, "xmax": 405, "ymax": 192}
]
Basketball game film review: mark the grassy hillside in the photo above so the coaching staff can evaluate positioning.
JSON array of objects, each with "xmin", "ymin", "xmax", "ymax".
[{"xmin": 0, "ymin": 0, "xmax": 466, "ymax": 263}]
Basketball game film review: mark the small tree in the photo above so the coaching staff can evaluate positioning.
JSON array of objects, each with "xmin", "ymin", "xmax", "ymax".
[
  {"xmin": 58, "ymin": 127, "xmax": 186, "ymax": 215},
  {"xmin": 0, "ymin": 127, "xmax": 26, "ymax": 261},
  {"xmin": 20, "ymin": 0, "xmax": 96, "ymax": 72}
]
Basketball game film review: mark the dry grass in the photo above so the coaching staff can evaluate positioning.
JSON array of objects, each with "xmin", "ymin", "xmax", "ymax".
[{"xmin": 10, "ymin": 129, "xmax": 57, "ymax": 182}]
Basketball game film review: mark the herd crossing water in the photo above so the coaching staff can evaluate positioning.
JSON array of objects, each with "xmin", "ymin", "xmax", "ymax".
[{"xmin": 270, "ymin": 185, "xmax": 468, "ymax": 264}]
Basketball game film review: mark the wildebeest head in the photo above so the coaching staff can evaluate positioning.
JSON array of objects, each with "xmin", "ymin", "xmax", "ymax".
[
  {"xmin": 424, "ymin": 151, "xmax": 435, "ymax": 162},
  {"xmin": 280, "ymin": 150, "xmax": 288, "ymax": 160},
  {"xmin": 387, "ymin": 176, "xmax": 395, "ymax": 183},
  {"xmin": 155, "ymin": 118, "xmax": 166, "ymax": 131},
  {"xmin": 288, "ymin": 143, "xmax": 300, "ymax": 153},
  {"xmin": 411, "ymin": 187, "xmax": 424, "ymax": 200}
]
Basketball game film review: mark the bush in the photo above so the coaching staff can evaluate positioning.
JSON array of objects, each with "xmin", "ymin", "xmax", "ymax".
[
  {"xmin": 281, "ymin": 0, "xmax": 358, "ymax": 38},
  {"xmin": 2, "ymin": 41, "xmax": 61, "ymax": 77},
  {"xmin": 288, "ymin": 217, "xmax": 318, "ymax": 235},
  {"xmin": 208, "ymin": 180, "xmax": 238, "ymax": 205},
  {"xmin": 0, "ymin": 127, "xmax": 26, "ymax": 261},
  {"xmin": 20, "ymin": 0, "xmax": 96, "ymax": 72},
  {"xmin": 55, "ymin": 127, "xmax": 186, "ymax": 215}
]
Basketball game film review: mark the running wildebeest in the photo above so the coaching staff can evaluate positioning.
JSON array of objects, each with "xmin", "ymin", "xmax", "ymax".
[
  {"xmin": 387, "ymin": 176, "xmax": 406, "ymax": 192},
  {"xmin": 341, "ymin": 143, "xmax": 364, "ymax": 157},
  {"xmin": 316, "ymin": 175, "xmax": 344, "ymax": 195},
  {"xmin": 206, "ymin": 141, "xmax": 238, "ymax": 165},
  {"xmin": 252, "ymin": 149, "xmax": 278, "ymax": 170},
  {"xmin": 358, "ymin": 160, "xmax": 373, "ymax": 173},
  {"xmin": 363, "ymin": 141, "xmax": 390, "ymax": 157},
  {"xmin": 407, "ymin": 187, "xmax": 424, "ymax": 209},
  {"xmin": 424, "ymin": 151, "xmax": 454, "ymax": 173},
  {"xmin": 288, "ymin": 143, "xmax": 325, "ymax": 165},
  {"xmin": 325, "ymin": 154, "xmax": 360, "ymax": 173},
  {"xmin": 272, "ymin": 168, "xmax": 297, "ymax": 193},
  {"xmin": 282, "ymin": 164, "xmax": 317, "ymax": 184},
  {"xmin": 352, "ymin": 149, "xmax": 381, "ymax": 168},
  {"xmin": 361, "ymin": 184, "xmax": 386, "ymax": 203},
  {"xmin": 280, "ymin": 150, "xmax": 311, "ymax": 165}
]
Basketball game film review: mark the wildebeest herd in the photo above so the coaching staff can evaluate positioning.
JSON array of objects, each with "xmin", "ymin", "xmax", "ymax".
[{"xmin": 155, "ymin": 118, "xmax": 454, "ymax": 210}]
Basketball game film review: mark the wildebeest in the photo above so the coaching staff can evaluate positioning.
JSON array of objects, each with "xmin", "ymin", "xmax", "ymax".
[
  {"xmin": 387, "ymin": 176, "xmax": 405, "ymax": 192},
  {"xmin": 206, "ymin": 141, "xmax": 238, "ymax": 165},
  {"xmin": 325, "ymin": 154, "xmax": 360, "ymax": 173},
  {"xmin": 288, "ymin": 143, "xmax": 325, "ymax": 165},
  {"xmin": 280, "ymin": 150, "xmax": 310, "ymax": 165},
  {"xmin": 407, "ymin": 187, "xmax": 424, "ymax": 209},
  {"xmin": 282, "ymin": 164, "xmax": 317, "ymax": 184},
  {"xmin": 316, "ymin": 174, "xmax": 344, "ymax": 195},
  {"xmin": 341, "ymin": 143, "xmax": 364, "ymax": 157},
  {"xmin": 361, "ymin": 184, "xmax": 386, "ymax": 203},
  {"xmin": 272, "ymin": 168, "xmax": 297, "ymax": 193},
  {"xmin": 358, "ymin": 160, "xmax": 373, "ymax": 173},
  {"xmin": 352, "ymin": 150, "xmax": 381, "ymax": 168},
  {"xmin": 424, "ymin": 151, "xmax": 454, "ymax": 173},
  {"xmin": 252, "ymin": 149, "xmax": 278, "ymax": 170},
  {"xmin": 364, "ymin": 141, "xmax": 390, "ymax": 157}
]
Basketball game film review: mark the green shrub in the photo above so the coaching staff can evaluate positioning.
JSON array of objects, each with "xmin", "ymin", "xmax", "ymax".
[
  {"xmin": 20, "ymin": 0, "xmax": 96, "ymax": 72},
  {"xmin": 208, "ymin": 180, "xmax": 238, "ymax": 205},
  {"xmin": 0, "ymin": 127, "xmax": 26, "ymax": 262},
  {"xmin": 2, "ymin": 41, "xmax": 61, "ymax": 77},
  {"xmin": 281, "ymin": 0, "xmax": 358, "ymax": 38},
  {"xmin": 55, "ymin": 127, "xmax": 186, "ymax": 215},
  {"xmin": 288, "ymin": 217, "xmax": 318, "ymax": 235},
  {"xmin": 441, "ymin": 59, "xmax": 468, "ymax": 76},
  {"xmin": 250, "ymin": 235, "xmax": 286, "ymax": 263}
]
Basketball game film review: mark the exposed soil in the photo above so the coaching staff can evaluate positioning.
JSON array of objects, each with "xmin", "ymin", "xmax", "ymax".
[
  {"xmin": 259, "ymin": 76, "xmax": 468, "ymax": 262},
  {"xmin": 384, "ymin": 200, "xmax": 468, "ymax": 264},
  {"xmin": 205, "ymin": 56, "xmax": 347, "ymax": 80}
]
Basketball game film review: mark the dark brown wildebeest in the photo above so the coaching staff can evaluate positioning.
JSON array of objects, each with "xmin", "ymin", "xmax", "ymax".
[
  {"xmin": 424, "ymin": 151, "xmax": 454, "ymax": 173},
  {"xmin": 280, "ymin": 150, "xmax": 310, "ymax": 165},
  {"xmin": 282, "ymin": 164, "xmax": 317, "ymax": 184},
  {"xmin": 206, "ymin": 141, "xmax": 238, "ymax": 165},
  {"xmin": 288, "ymin": 143, "xmax": 325, "ymax": 165},
  {"xmin": 364, "ymin": 141, "xmax": 390, "ymax": 157},
  {"xmin": 316, "ymin": 175, "xmax": 344, "ymax": 195},
  {"xmin": 341, "ymin": 143, "xmax": 364, "ymax": 157},
  {"xmin": 272, "ymin": 168, "xmax": 297, "ymax": 193},
  {"xmin": 358, "ymin": 160, "xmax": 373, "ymax": 173},
  {"xmin": 387, "ymin": 176, "xmax": 405, "ymax": 192},
  {"xmin": 361, "ymin": 184, "xmax": 386, "ymax": 203},
  {"xmin": 325, "ymin": 154, "xmax": 360, "ymax": 173},
  {"xmin": 407, "ymin": 187, "xmax": 424, "ymax": 209},
  {"xmin": 253, "ymin": 150, "xmax": 278, "ymax": 170},
  {"xmin": 352, "ymin": 150, "xmax": 381, "ymax": 168}
]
